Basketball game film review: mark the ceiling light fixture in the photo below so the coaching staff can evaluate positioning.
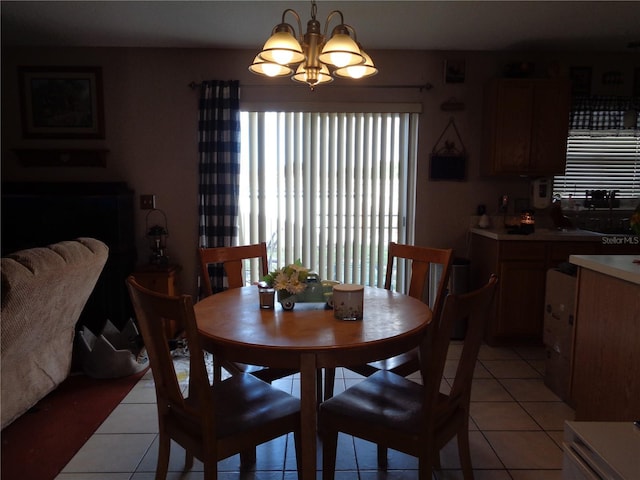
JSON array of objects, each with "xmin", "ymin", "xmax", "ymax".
[{"xmin": 249, "ymin": 0, "xmax": 377, "ymax": 90}]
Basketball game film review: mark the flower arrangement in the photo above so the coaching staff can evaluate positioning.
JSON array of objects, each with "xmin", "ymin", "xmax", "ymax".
[
  {"xmin": 262, "ymin": 259, "xmax": 310, "ymax": 295},
  {"xmin": 631, "ymin": 203, "xmax": 640, "ymax": 235}
]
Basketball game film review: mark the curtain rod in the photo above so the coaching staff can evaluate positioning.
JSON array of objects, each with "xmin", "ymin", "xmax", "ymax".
[{"xmin": 188, "ymin": 81, "xmax": 433, "ymax": 92}]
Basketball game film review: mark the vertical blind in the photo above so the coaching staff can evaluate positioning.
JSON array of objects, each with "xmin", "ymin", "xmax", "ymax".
[{"xmin": 239, "ymin": 110, "xmax": 419, "ymax": 291}]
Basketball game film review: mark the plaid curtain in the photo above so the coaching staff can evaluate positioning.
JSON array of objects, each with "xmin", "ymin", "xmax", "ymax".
[
  {"xmin": 570, "ymin": 95, "xmax": 640, "ymax": 131},
  {"xmin": 197, "ymin": 80, "xmax": 241, "ymax": 293}
]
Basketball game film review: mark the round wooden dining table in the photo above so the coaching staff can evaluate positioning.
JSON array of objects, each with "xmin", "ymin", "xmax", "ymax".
[{"xmin": 194, "ymin": 285, "xmax": 432, "ymax": 480}]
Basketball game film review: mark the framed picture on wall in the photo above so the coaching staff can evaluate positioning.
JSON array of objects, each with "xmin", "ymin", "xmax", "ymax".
[
  {"xmin": 19, "ymin": 66, "xmax": 105, "ymax": 138},
  {"xmin": 444, "ymin": 60, "xmax": 465, "ymax": 84}
]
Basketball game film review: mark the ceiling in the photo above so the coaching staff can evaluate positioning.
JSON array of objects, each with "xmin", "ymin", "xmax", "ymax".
[{"xmin": 2, "ymin": 1, "xmax": 640, "ymax": 53}]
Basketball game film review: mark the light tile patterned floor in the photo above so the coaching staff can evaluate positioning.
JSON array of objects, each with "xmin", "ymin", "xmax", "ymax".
[{"xmin": 55, "ymin": 343, "xmax": 570, "ymax": 479}]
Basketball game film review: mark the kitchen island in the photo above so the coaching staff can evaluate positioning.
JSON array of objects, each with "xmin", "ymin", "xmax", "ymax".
[{"xmin": 569, "ymin": 254, "xmax": 640, "ymax": 422}]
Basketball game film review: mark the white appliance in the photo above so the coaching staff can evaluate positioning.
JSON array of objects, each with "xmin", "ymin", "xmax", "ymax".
[
  {"xmin": 563, "ymin": 421, "xmax": 640, "ymax": 479},
  {"xmin": 531, "ymin": 177, "xmax": 553, "ymax": 209}
]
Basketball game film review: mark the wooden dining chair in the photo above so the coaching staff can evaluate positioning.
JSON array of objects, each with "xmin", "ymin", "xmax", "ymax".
[
  {"xmin": 199, "ymin": 243, "xmax": 298, "ymax": 384},
  {"xmin": 199, "ymin": 243, "xmax": 269, "ymax": 298},
  {"xmin": 323, "ymin": 242, "xmax": 453, "ymax": 400},
  {"xmin": 319, "ymin": 274, "xmax": 498, "ymax": 480},
  {"xmin": 126, "ymin": 276, "xmax": 301, "ymax": 480}
]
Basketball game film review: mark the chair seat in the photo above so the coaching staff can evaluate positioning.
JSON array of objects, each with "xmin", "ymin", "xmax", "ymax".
[
  {"xmin": 321, "ymin": 371, "xmax": 422, "ymax": 434},
  {"xmin": 208, "ymin": 373, "xmax": 300, "ymax": 438}
]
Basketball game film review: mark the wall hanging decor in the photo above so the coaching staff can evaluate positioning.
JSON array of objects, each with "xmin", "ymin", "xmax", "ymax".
[
  {"xmin": 19, "ymin": 66, "xmax": 105, "ymax": 139},
  {"xmin": 444, "ymin": 60, "xmax": 465, "ymax": 84},
  {"xmin": 429, "ymin": 117, "xmax": 467, "ymax": 181}
]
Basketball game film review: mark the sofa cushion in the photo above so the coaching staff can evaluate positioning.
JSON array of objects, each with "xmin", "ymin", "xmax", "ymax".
[{"xmin": 1, "ymin": 238, "xmax": 108, "ymax": 429}]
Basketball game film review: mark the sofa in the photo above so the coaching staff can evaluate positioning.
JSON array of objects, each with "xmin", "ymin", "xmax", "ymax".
[{"xmin": 1, "ymin": 238, "xmax": 108, "ymax": 429}]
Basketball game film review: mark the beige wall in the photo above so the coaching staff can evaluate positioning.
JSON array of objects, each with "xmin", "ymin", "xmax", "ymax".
[{"xmin": 2, "ymin": 47, "xmax": 636, "ymax": 296}]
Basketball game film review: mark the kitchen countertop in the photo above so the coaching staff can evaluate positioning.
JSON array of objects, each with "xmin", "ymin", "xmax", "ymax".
[
  {"xmin": 470, "ymin": 227, "xmax": 606, "ymax": 241},
  {"xmin": 569, "ymin": 254, "xmax": 640, "ymax": 285}
]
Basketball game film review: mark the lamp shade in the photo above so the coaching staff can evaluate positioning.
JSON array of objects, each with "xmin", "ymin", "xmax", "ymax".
[
  {"xmin": 258, "ymin": 29, "xmax": 305, "ymax": 65},
  {"xmin": 318, "ymin": 30, "xmax": 364, "ymax": 68},
  {"xmin": 249, "ymin": 55, "xmax": 293, "ymax": 77},
  {"xmin": 292, "ymin": 62, "xmax": 333, "ymax": 86},
  {"xmin": 334, "ymin": 49, "xmax": 377, "ymax": 79}
]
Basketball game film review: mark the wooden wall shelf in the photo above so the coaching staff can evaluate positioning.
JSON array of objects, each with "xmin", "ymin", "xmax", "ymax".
[{"xmin": 14, "ymin": 149, "xmax": 108, "ymax": 167}]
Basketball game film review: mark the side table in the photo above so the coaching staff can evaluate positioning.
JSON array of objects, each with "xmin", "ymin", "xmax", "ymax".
[{"xmin": 132, "ymin": 264, "xmax": 181, "ymax": 338}]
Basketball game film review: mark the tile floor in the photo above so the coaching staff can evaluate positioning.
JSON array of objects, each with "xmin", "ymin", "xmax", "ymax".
[{"xmin": 55, "ymin": 342, "xmax": 571, "ymax": 480}]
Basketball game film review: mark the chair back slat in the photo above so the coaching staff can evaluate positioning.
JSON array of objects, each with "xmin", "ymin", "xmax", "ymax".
[
  {"xmin": 199, "ymin": 243, "xmax": 268, "ymax": 297},
  {"xmin": 384, "ymin": 242, "xmax": 453, "ymax": 319}
]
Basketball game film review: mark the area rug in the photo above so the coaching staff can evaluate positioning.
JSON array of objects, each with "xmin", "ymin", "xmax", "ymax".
[{"xmin": 1, "ymin": 368, "xmax": 148, "ymax": 480}]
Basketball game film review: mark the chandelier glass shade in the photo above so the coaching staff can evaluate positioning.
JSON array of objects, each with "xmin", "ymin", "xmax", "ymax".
[
  {"xmin": 248, "ymin": 55, "xmax": 293, "ymax": 77},
  {"xmin": 334, "ymin": 48, "xmax": 376, "ymax": 79},
  {"xmin": 249, "ymin": 1, "xmax": 377, "ymax": 89}
]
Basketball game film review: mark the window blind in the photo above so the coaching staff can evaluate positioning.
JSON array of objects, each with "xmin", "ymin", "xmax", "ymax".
[
  {"xmin": 553, "ymin": 132, "xmax": 640, "ymax": 199},
  {"xmin": 239, "ymin": 111, "xmax": 419, "ymax": 291}
]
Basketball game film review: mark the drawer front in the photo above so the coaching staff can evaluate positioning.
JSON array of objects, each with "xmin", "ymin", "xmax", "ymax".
[{"xmin": 499, "ymin": 241, "xmax": 546, "ymax": 260}]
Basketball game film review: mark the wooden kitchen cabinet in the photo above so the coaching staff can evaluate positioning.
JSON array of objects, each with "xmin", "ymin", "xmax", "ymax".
[
  {"xmin": 497, "ymin": 259, "xmax": 548, "ymax": 339},
  {"xmin": 482, "ymin": 78, "xmax": 571, "ymax": 176},
  {"xmin": 471, "ymin": 235, "xmax": 548, "ymax": 344}
]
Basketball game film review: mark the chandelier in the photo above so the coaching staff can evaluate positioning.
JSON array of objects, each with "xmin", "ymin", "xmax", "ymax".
[{"xmin": 249, "ymin": 0, "xmax": 377, "ymax": 89}]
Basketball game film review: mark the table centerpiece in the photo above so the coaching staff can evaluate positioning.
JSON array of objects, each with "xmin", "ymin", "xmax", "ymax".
[{"xmin": 262, "ymin": 260, "xmax": 339, "ymax": 310}]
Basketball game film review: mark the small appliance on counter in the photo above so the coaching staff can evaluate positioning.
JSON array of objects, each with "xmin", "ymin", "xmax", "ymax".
[{"xmin": 531, "ymin": 178, "xmax": 552, "ymax": 209}]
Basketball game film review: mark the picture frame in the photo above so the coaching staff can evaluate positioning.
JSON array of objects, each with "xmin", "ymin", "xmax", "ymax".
[
  {"xmin": 444, "ymin": 60, "xmax": 465, "ymax": 84},
  {"xmin": 569, "ymin": 66, "xmax": 592, "ymax": 96},
  {"xmin": 19, "ymin": 66, "xmax": 105, "ymax": 139}
]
